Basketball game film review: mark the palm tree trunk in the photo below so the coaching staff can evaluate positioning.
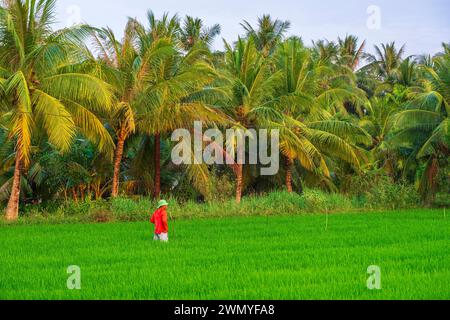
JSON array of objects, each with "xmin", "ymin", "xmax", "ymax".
[
  {"xmin": 112, "ymin": 127, "xmax": 126, "ymax": 198},
  {"xmin": 80, "ymin": 186, "xmax": 85, "ymax": 200},
  {"xmin": 5, "ymin": 146, "xmax": 22, "ymax": 221},
  {"xmin": 285, "ymin": 156, "xmax": 294, "ymax": 193},
  {"xmin": 72, "ymin": 188, "xmax": 78, "ymax": 203},
  {"xmin": 154, "ymin": 133, "xmax": 161, "ymax": 199},
  {"xmin": 298, "ymin": 174, "xmax": 304, "ymax": 195},
  {"xmin": 235, "ymin": 164, "xmax": 243, "ymax": 204}
]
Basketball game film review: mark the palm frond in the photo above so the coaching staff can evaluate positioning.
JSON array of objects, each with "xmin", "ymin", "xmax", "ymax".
[{"xmin": 32, "ymin": 89, "xmax": 75, "ymax": 152}]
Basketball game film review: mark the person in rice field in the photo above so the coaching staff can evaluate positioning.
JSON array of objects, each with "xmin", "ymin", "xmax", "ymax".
[{"xmin": 151, "ymin": 200, "xmax": 169, "ymax": 242}]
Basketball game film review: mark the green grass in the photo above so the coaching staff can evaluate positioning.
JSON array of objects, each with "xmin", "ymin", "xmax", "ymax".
[{"xmin": 0, "ymin": 209, "xmax": 449, "ymax": 300}]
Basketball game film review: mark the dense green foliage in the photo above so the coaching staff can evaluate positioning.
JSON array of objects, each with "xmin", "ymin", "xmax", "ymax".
[
  {"xmin": 6, "ymin": 190, "xmax": 420, "ymax": 225},
  {"xmin": 1, "ymin": 209, "xmax": 448, "ymax": 299},
  {"xmin": 0, "ymin": 1, "xmax": 449, "ymax": 220}
]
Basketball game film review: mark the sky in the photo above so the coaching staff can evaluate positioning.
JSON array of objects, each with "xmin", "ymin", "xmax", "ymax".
[{"xmin": 55, "ymin": 0, "xmax": 450, "ymax": 56}]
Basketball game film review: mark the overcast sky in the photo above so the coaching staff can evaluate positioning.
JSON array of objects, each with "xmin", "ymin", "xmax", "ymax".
[{"xmin": 55, "ymin": 0, "xmax": 449, "ymax": 56}]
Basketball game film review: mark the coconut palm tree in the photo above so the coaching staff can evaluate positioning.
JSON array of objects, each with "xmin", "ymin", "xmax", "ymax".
[
  {"xmin": 0, "ymin": 0, "xmax": 114, "ymax": 220},
  {"xmin": 143, "ymin": 10, "xmax": 180, "ymax": 43},
  {"xmin": 394, "ymin": 57, "xmax": 419, "ymax": 87},
  {"xmin": 220, "ymin": 37, "xmax": 282, "ymax": 202},
  {"xmin": 111, "ymin": 12, "xmax": 220, "ymax": 199},
  {"xmin": 241, "ymin": 15, "xmax": 290, "ymax": 57},
  {"xmin": 179, "ymin": 16, "xmax": 221, "ymax": 51},
  {"xmin": 359, "ymin": 96, "xmax": 400, "ymax": 175},
  {"xmin": 312, "ymin": 40, "xmax": 338, "ymax": 64},
  {"xmin": 364, "ymin": 42, "xmax": 406, "ymax": 81},
  {"xmin": 273, "ymin": 38, "xmax": 371, "ymax": 192},
  {"xmin": 89, "ymin": 21, "xmax": 176, "ymax": 197},
  {"xmin": 392, "ymin": 49, "xmax": 449, "ymax": 200},
  {"xmin": 337, "ymin": 35, "xmax": 366, "ymax": 71},
  {"xmin": 130, "ymin": 15, "xmax": 226, "ymax": 199},
  {"xmin": 89, "ymin": 25, "xmax": 137, "ymax": 198}
]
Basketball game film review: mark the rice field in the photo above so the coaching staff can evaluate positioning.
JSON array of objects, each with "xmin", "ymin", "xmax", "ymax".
[{"xmin": 0, "ymin": 209, "xmax": 449, "ymax": 300}]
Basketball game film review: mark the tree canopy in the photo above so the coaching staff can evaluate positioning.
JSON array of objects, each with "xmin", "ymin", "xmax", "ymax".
[{"xmin": 0, "ymin": 0, "xmax": 448, "ymax": 220}]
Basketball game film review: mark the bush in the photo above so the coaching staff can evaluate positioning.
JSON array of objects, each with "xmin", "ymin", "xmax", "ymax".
[
  {"xmin": 433, "ymin": 164, "xmax": 450, "ymax": 207},
  {"xmin": 2, "ymin": 186, "xmax": 422, "ymax": 226},
  {"xmin": 365, "ymin": 183, "xmax": 420, "ymax": 209},
  {"xmin": 242, "ymin": 191, "xmax": 306, "ymax": 216},
  {"xmin": 207, "ymin": 172, "xmax": 235, "ymax": 202},
  {"xmin": 434, "ymin": 193, "xmax": 450, "ymax": 208},
  {"xmin": 303, "ymin": 189, "xmax": 353, "ymax": 212},
  {"xmin": 110, "ymin": 197, "xmax": 152, "ymax": 221},
  {"xmin": 346, "ymin": 172, "xmax": 421, "ymax": 209},
  {"xmin": 89, "ymin": 209, "xmax": 113, "ymax": 223},
  {"xmin": 63, "ymin": 199, "xmax": 109, "ymax": 216}
]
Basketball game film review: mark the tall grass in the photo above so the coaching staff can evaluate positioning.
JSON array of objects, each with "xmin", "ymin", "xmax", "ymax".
[{"xmin": 2, "ymin": 188, "xmax": 426, "ymax": 225}]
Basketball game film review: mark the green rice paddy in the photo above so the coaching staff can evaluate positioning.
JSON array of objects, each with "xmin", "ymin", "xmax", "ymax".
[{"xmin": 0, "ymin": 209, "xmax": 449, "ymax": 300}]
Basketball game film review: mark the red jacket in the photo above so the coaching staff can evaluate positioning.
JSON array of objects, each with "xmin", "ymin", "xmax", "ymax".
[{"xmin": 150, "ymin": 207, "xmax": 169, "ymax": 234}]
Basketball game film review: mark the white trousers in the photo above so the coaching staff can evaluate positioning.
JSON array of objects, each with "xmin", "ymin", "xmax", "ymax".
[{"xmin": 154, "ymin": 233, "xmax": 169, "ymax": 242}]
